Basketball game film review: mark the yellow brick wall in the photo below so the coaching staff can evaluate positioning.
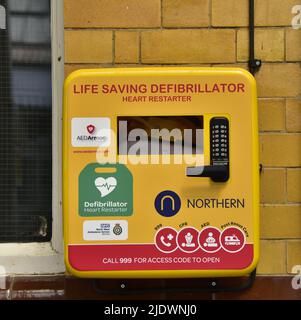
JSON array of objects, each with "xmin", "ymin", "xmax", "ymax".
[{"xmin": 63, "ymin": 0, "xmax": 301, "ymax": 275}]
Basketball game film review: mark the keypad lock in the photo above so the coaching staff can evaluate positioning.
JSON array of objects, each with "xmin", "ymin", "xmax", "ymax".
[{"xmin": 186, "ymin": 117, "xmax": 229, "ymax": 182}]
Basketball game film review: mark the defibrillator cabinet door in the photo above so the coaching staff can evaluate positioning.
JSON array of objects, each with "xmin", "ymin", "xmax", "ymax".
[{"xmin": 63, "ymin": 67, "xmax": 259, "ymax": 278}]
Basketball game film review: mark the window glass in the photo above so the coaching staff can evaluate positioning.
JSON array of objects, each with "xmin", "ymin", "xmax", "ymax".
[{"xmin": 0, "ymin": 0, "xmax": 52, "ymax": 242}]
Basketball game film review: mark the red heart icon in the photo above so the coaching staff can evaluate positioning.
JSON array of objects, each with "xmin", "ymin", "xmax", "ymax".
[{"xmin": 87, "ymin": 125, "xmax": 95, "ymax": 134}]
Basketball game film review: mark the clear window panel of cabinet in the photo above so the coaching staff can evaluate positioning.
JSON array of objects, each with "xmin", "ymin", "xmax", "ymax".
[{"xmin": 0, "ymin": 0, "xmax": 52, "ymax": 242}]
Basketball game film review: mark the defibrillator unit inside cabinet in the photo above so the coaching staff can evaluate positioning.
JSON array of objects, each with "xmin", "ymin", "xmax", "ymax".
[{"xmin": 63, "ymin": 67, "xmax": 259, "ymax": 279}]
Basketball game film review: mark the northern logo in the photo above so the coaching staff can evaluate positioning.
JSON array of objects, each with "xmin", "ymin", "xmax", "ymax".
[{"xmin": 155, "ymin": 190, "xmax": 181, "ymax": 217}]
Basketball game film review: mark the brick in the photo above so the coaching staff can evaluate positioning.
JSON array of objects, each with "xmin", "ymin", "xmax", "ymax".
[
  {"xmin": 257, "ymin": 240, "xmax": 286, "ymax": 274},
  {"xmin": 260, "ymin": 134, "xmax": 301, "ymax": 166},
  {"xmin": 237, "ymin": 28, "xmax": 284, "ymax": 62},
  {"xmin": 256, "ymin": 63, "xmax": 301, "ymax": 97},
  {"xmin": 286, "ymin": 29, "xmax": 301, "ymax": 61},
  {"xmin": 64, "ymin": 0, "xmax": 161, "ymax": 28},
  {"xmin": 212, "ymin": 0, "xmax": 301, "ymax": 27},
  {"xmin": 162, "ymin": 0, "xmax": 209, "ymax": 27},
  {"xmin": 259, "ymin": 99, "xmax": 286, "ymax": 131},
  {"xmin": 65, "ymin": 30, "xmax": 113, "ymax": 63},
  {"xmin": 286, "ymin": 99, "xmax": 301, "ymax": 132},
  {"xmin": 141, "ymin": 30, "xmax": 236, "ymax": 64},
  {"xmin": 261, "ymin": 205, "xmax": 301, "ymax": 238},
  {"xmin": 64, "ymin": 64, "xmax": 104, "ymax": 77},
  {"xmin": 260, "ymin": 169, "xmax": 286, "ymax": 203},
  {"xmin": 287, "ymin": 169, "xmax": 301, "ymax": 202},
  {"xmin": 212, "ymin": 0, "xmax": 248, "ymax": 27},
  {"xmin": 211, "ymin": 63, "xmax": 249, "ymax": 69},
  {"xmin": 115, "ymin": 32, "xmax": 139, "ymax": 63},
  {"xmin": 64, "ymin": 64, "xmax": 144, "ymax": 77},
  {"xmin": 287, "ymin": 241, "xmax": 301, "ymax": 273},
  {"xmin": 255, "ymin": 0, "xmax": 301, "ymax": 27}
]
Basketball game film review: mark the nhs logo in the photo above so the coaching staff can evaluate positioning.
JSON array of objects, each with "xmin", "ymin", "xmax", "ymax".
[{"xmin": 0, "ymin": 5, "xmax": 6, "ymax": 30}]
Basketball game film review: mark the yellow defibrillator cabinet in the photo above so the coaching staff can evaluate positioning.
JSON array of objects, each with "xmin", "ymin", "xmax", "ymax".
[{"xmin": 63, "ymin": 67, "xmax": 259, "ymax": 278}]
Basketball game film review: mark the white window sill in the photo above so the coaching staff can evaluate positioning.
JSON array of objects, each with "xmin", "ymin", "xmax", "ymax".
[{"xmin": 0, "ymin": 243, "xmax": 65, "ymax": 274}]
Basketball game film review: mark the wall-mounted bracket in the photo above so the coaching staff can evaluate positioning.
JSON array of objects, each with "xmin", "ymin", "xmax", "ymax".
[{"xmin": 249, "ymin": 0, "xmax": 262, "ymax": 75}]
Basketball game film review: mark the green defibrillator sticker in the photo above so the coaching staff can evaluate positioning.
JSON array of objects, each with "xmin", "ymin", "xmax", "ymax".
[{"xmin": 79, "ymin": 163, "xmax": 133, "ymax": 217}]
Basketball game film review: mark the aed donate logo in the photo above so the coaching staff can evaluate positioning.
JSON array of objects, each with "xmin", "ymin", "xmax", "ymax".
[
  {"xmin": 77, "ymin": 124, "xmax": 102, "ymax": 142},
  {"xmin": 87, "ymin": 124, "xmax": 96, "ymax": 134},
  {"xmin": 77, "ymin": 123, "xmax": 104, "ymax": 142},
  {"xmin": 72, "ymin": 118, "xmax": 111, "ymax": 147}
]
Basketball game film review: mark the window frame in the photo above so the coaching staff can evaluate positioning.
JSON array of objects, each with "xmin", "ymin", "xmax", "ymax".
[{"xmin": 0, "ymin": 0, "xmax": 65, "ymax": 274}]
